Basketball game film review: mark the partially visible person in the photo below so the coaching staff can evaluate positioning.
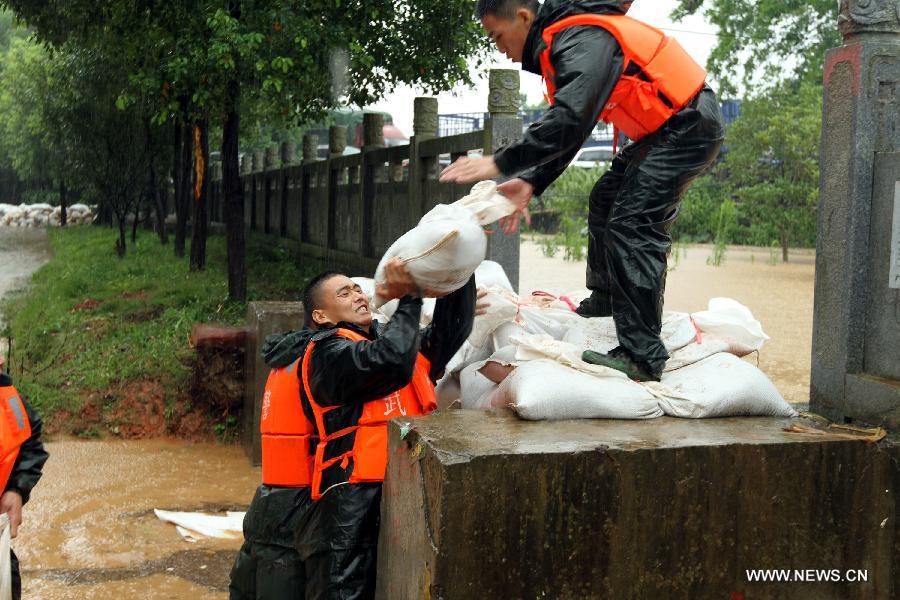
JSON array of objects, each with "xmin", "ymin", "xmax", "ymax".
[{"xmin": 0, "ymin": 356, "xmax": 49, "ymax": 600}]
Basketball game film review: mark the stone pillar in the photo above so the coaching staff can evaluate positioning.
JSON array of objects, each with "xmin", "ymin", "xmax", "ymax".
[
  {"xmin": 409, "ymin": 97, "xmax": 438, "ymax": 225},
  {"xmin": 243, "ymin": 302, "xmax": 305, "ymax": 464},
  {"xmin": 281, "ymin": 140, "xmax": 297, "ymax": 167},
  {"xmin": 361, "ymin": 113, "xmax": 385, "ymax": 258},
  {"xmin": 240, "ymin": 154, "xmax": 251, "ymax": 175},
  {"xmin": 484, "ymin": 68, "xmax": 523, "ymax": 292},
  {"xmin": 252, "ymin": 150, "xmax": 264, "ymax": 173},
  {"xmin": 328, "ymin": 125, "xmax": 347, "ymax": 158},
  {"xmin": 811, "ymin": 0, "xmax": 900, "ymax": 426},
  {"xmin": 302, "ymin": 134, "xmax": 318, "ymax": 164}
]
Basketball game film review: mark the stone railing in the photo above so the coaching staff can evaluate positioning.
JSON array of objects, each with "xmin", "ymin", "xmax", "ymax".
[{"xmin": 208, "ymin": 68, "xmax": 525, "ymax": 290}]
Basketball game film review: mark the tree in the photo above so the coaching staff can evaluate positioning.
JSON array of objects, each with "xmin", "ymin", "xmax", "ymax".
[
  {"xmin": 673, "ymin": 0, "xmax": 840, "ymax": 96},
  {"xmin": 717, "ymin": 81, "xmax": 821, "ymax": 261}
]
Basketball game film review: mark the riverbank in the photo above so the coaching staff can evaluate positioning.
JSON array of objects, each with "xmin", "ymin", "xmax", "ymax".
[{"xmin": 0, "ymin": 226, "xmax": 318, "ymax": 440}]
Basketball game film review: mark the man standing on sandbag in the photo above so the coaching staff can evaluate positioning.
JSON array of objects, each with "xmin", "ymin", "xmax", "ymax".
[
  {"xmin": 0, "ymin": 357, "xmax": 49, "ymax": 600},
  {"xmin": 441, "ymin": 0, "xmax": 724, "ymax": 381}
]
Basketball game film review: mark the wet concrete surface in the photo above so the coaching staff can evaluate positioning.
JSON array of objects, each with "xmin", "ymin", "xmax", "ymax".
[
  {"xmin": 17, "ymin": 439, "xmax": 259, "ymax": 599},
  {"xmin": 519, "ymin": 240, "xmax": 815, "ymax": 404}
]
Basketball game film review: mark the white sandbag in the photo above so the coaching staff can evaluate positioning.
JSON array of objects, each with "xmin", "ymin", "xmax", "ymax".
[
  {"xmin": 517, "ymin": 305, "xmax": 579, "ymax": 340},
  {"xmin": 444, "ymin": 339, "xmax": 494, "ymax": 375},
  {"xmin": 373, "ymin": 181, "xmax": 516, "ymax": 307},
  {"xmin": 474, "ymin": 260, "xmax": 514, "ymax": 292},
  {"xmin": 0, "ymin": 514, "xmax": 10, "ymax": 600},
  {"xmin": 493, "ymin": 359, "xmax": 663, "ymax": 420},
  {"xmin": 647, "ymin": 353, "xmax": 796, "ymax": 418},
  {"xmin": 435, "ymin": 373, "xmax": 462, "ymax": 409},
  {"xmin": 459, "ymin": 360, "xmax": 499, "ymax": 409},
  {"xmin": 469, "ymin": 287, "xmax": 519, "ymax": 348},
  {"xmin": 691, "ymin": 298, "xmax": 769, "ymax": 353},
  {"xmin": 511, "ymin": 333, "xmax": 627, "ymax": 379},
  {"xmin": 375, "ymin": 296, "xmax": 436, "ymax": 327},
  {"xmin": 663, "ymin": 336, "xmax": 734, "ymax": 371}
]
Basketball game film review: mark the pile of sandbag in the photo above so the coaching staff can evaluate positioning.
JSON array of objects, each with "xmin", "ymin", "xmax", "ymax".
[
  {"xmin": 435, "ymin": 268, "xmax": 795, "ymax": 421},
  {"xmin": 0, "ymin": 203, "xmax": 94, "ymax": 227}
]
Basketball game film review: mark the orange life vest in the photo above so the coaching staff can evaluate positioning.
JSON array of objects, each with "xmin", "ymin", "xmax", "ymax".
[
  {"xmin": 0, "ymin": 385, "xmax": 32, "ymax": 493},
  {"xmin": 540, "ymin": 14, "xmax": 707, "ymax": 144},
  {"xmin": 260, "ymin": 357, "xmax": 316, "ymax": 487},
  {"xmin": 301, "ymin": 328, "xmax": 437, "ymax": 500}
]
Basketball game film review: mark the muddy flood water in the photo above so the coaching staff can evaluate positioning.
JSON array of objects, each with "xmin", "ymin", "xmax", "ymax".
[{"xmin": 2, "ymin": 229, "xmax": 815, "ymax": 597}]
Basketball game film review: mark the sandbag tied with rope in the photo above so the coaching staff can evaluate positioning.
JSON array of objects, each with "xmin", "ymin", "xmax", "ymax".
[{"xmin": 372, "ymin": 181, "xmax": 517, "ymax": 308}]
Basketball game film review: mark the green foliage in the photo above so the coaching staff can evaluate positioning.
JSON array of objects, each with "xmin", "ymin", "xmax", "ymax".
[
  {"xmin": 673, "ymin": 0, "xmax": 839, "ymax": 96},
  {"xmin": 1, "ymin": 227, "xmax": 319, "ymax": 419}
]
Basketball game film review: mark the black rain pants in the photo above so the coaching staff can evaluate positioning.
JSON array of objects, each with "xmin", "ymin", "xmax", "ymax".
[
  {"xmin": 229, "ymin": 485, "xmax": 312, "ymax": 600},
  {"xmin": 586, "ymin": 87, "xmax": 725, "ymax": 373}
]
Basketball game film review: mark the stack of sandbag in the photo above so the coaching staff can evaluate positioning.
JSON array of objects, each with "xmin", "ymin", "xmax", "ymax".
[
  {"xmin": 372, "ymin": 181, "xmax": 516, "ymax": 307},
  {"xmin": 445, "ymin": 274, "xmax": 794, "ymax": 420},
  {"xmin": 0, "ymin": 202, "xmax": 94, "ymax": 227}
]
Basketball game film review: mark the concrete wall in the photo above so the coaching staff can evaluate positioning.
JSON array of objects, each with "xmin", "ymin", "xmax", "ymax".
[{"xmin": 378, "ymin": 411, "xmax": 900, "ymax": 600}]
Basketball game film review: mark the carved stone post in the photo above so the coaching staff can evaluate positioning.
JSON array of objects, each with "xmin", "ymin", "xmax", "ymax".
[
  {"xmin": 410, "ymin": 97, "xmax": 438, "ymax": 226},
  {"xmin": 302, "ymin": 134, "xmax": 318, "ymax": 164},
  {"xmin": 300, "ymin": 134, "xmax": 318, "ymax": 243},
  {"xmin": 484, "ymin": 68, "xmax": 523, "ymax": 292},
  {"xmin": 327, "ymin": 126, "xmax": 347, "ymax": 249},
  {"xmin": 280, "ymin": 142, "xmax": 296, "ymax": 238},
  {"xmin": 263, "ymin": 147, "xmax": 278, "ymax": 233},
  {"xmin": 811, "ymin": 0, "xmax": 900, "ymax": 426},
  {"xmin": 362, "ymin": 113, "xmax": 385, "ymax": 257}
]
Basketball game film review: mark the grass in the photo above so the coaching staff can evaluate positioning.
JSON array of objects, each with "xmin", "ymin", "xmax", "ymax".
[{"xmin": 1, "ymin": 225, "xmax": 319, "ymax": 427}]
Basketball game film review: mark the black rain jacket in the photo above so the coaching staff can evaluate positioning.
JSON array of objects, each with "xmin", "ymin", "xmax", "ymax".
[
  {"xmin": 494, "ymin": 0, "xmax": 635, "ymax": 195},
  {"xmin": 0, "ymin": 373, "xmax": 48, "ymax": 504}
]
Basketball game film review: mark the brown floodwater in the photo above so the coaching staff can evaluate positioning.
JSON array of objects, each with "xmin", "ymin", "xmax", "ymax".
[{"xmin": 19, "ymin": 439, "xmax": 260, "ymax": 599}]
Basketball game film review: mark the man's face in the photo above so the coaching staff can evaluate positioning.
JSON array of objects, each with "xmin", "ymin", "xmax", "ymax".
[
  {"xmin": 481, "ymin": 8, "xmax": 534, "ymax": 63},
  {"xmin": 311, "ymin": 275, "xmax": 372, "ymax": 330}
]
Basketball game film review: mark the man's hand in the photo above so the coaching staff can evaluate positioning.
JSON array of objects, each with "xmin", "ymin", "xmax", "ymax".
[
  {"xmin": 1, "ymin": 490, "xmax": 23, "ymax": 538},
  {"xmin": 496, "ymin": 178, "xmax": 534, "ymax": 234},
  {"xmin": 439, "ymin": 156, "xmax": 500, "ymax": 183},
  {"xmin": 376, "ymin": 258, "xmax": 421, "ymax": 301},
  {"xmin": 475, "ymin": 288, "xmax": 490, "ymax": 316}
]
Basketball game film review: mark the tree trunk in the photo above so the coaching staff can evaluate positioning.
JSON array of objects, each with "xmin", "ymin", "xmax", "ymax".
[
  {"xmin": 131, "ymin": 195, "xmax": 140, "ymax": 244},
  {"xmin": 190, "ymin": 118, "xmax": 209, "ymax": 271},
  {"xmin": 223, "ymin": 101, "xmax": 247, "ymax": 299},
  {"xmin": 59, "ymin": 180, "xmax": 67, "ymax": 227},
  {"xmin": 781, "ymin": 228, "xmax": 789, "ymax": 263},
  {"xmin": 116, "ymin": 212, "xmax": 127, "ymax": 257},
  {"xmin": 173, "ymin": 118, "xmax": 186, "ymax": 257},
  {"xmin": 151, "ymin": 161, "xmax": 168, "ymax": 245}
]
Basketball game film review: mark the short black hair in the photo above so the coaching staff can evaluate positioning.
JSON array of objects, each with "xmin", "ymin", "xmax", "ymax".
[
  {"xmin": 302, "ymin": 270, "xmax": 345, "ymax": 328},
  {"xmin": 475, "ymin": 0, "xmax": 539, "ymax": 19}
]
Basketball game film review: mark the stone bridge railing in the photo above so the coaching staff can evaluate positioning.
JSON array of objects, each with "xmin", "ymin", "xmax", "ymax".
[{"xmin": 208, "ymin": 68, "xmax": 525, "ymax": 290}]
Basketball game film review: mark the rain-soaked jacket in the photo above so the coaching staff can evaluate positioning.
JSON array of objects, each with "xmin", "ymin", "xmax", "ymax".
[
  {"xmin": 494, "ymin": 0, "xmax": 635, "ymax": 195},
  {"xmin": 493, "ymin": 0, "xmax": 724, "ymax": 374},
  {"xmin": 0, "ymin": 372, "xmax": 49, "ymax": 600},
  {"xmin": 231, "ymin": 277, "xmax": 475, "ymax": 599}
]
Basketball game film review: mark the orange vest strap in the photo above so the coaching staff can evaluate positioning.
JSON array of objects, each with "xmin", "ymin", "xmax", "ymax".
[
  {"xmin": 301, "ymin": 328, "xmax": 436, "ymax": 500},
  {"xmin": 0, "ymin": 386, "xmax": 31, "ymax": 493}
]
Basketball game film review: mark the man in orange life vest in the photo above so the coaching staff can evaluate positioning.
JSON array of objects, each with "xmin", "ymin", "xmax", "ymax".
[
  {"xmin": 229, "ymin": 258, "xmax": 474, "ymax": 599},
  {"xmin": 441, "ymin": 0, "xmax": 725, "ymax": 381},
  {"xmin": 0, "ymin": 357, "xmax": 49, "ymax": 600}
]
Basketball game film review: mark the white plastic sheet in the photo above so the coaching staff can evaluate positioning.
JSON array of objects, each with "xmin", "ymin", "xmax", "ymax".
[{"xmin": 154, "ymin": 509, "xmax": 245, "ymax": 542}]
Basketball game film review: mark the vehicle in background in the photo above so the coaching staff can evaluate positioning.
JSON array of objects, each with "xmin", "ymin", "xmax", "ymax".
[{"xmin": 571, "ymin": 146, "xmax": 613, "ymax": 168}]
